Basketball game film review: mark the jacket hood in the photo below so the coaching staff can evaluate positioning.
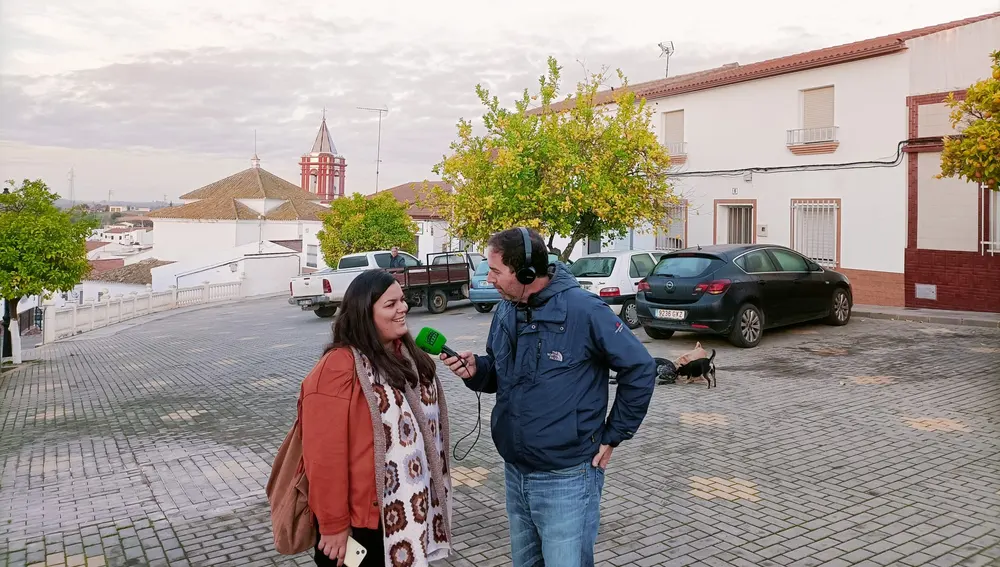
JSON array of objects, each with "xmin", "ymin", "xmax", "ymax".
[{"xmin": 530, "ymin": 262, "xmax": 578, "ymax": 305}]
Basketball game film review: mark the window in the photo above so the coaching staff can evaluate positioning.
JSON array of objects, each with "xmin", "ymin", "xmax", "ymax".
[
  {"xmin": 401, "ymin": 253, "xmax": 420, "ymax": 267},
  {"xmin": 309, "ymin": 172, "xmax": 318, "ymax": 192},
  {"xmin": 726, "ymin": 205, "xmax": 754, "ymax": 244},
  {"xmin": 629, "ymin": 254, "xmax": 655, "ymax": 278},
  {"xmin": 474, "ymin": 259, "xmax": 490, "ymax": 276},
  {"xmin": 735, "ymin": 250, "xmax": 777, "ymax": 273},
  {"xmin": 652, "ymin": 255, "xmax": 721, "ymax": 278},
  {"xmin": 655, "ymin": 202, "xmax": 687, "ymax": 251},
  {"xmin": 769, "ymin": 248, "xmax": 810, "ymax": 272},
  {"xmin": 662, "ymin": 110, "xmax": 686, "ymax": 156},
  {"xmin": 570, "ymin": 257, "xmax": 616, "ymax": 278},
  {"xmin": 373, "ymin": 253, "xmax": 390, "ymax": 268},
  {"xmin": 338, "ymin": 255, "xmax": 369, "ymax": 269},
  {"xmin": 791, "ymin": 199, "xmax": 839, "ymax": 267},
  {"xmin": 986, "ymin": 188, "xmax": 1000, "ymax": 255},
  {"xmin": 306, "ymin": 245, "xmax": 318, "ymax": 268},
  {"xmin": 789, "ymin": 86, "xmax": 837, "ymax": 145}
]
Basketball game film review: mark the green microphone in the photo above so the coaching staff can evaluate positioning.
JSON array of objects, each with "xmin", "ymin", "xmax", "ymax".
[{"xmin": 415, "ymin": 327, "xmax": 459, "ymax": 358}]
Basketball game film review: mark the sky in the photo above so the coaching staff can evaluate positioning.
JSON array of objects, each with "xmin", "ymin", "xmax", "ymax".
[{"xmin": 1, "ymin": 0, "xmax": 998, "ymax": 203}]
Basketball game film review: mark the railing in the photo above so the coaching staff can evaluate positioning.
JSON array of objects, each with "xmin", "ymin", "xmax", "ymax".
[
  {"xmin": 665, "ymin": 141, "xmax": 687, "ymax": 156},
  {"xmin": 42, "ymin": 282, "xmax": 243, "ymax": 343},
  {"xmin": 786, "ymin": 126, "xmax": 838, "ymax": 145},
  {"xmin": 983, "ymin": 186, "xmax": 999, "ymax": 256}
]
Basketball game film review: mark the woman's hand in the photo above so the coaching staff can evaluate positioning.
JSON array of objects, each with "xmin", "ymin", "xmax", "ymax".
[{"xmin": 318, "ymin": 528, "xmax": 351, "ymax": 563}]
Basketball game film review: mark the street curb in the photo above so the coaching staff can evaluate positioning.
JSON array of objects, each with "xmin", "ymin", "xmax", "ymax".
[{"xmin": 853, "ymin": 309, "xmax": 1000, "ymax": 329}]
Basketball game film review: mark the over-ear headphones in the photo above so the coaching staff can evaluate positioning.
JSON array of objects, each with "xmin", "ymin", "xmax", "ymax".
[{"xmin": 515, "ymin": 227, "xmax": 537, "ymax": 285}]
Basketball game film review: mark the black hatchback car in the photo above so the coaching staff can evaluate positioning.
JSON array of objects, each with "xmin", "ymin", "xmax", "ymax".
[{"xmin": 635, "ymin": 244, "xmax": 853, "ymax": 348}]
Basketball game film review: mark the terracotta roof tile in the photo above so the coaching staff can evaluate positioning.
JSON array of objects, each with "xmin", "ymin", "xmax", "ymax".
[
  {"xmin": 264, "ymin": 199, "xmax": 330, "ymax": 221},
  {"xmin": 88, "ymin": 258, "xmax": 125, "ymax": 276},
  {"xmin": 89, "ymin": 259, "xmax": 174, "ymax": 285},
  {"xmin": 534, "ymin": 11, "xmax": 999, "ymax": 112},
  {"xmin": 177, "ymin": 167, "xmax": 320, "ymax": 201},
  {"xmin": 148, "ymin": 198, "xmax": 262, "ymax": 220},
  {"xmin": 371, "ymin": 181, "xmax": 452, "ymax": 219},
  {"xmin": 86, "ymin": 241, "xmax": 109, "ymax": 252},
  {"xmin": 270, "ymin": 239, "xmax": 304, "ymax": 252}
]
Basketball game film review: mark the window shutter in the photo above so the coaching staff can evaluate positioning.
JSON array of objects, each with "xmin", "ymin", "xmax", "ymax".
[
  {"xmin": 662, "ymin": 110, "xmax": 684, "ymax": 143},
  {"xmin": 802, "ymin": 87, "xmax": 834, "ymax": 129}
]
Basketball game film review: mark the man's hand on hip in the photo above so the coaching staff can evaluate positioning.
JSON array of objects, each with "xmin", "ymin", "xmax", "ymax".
[
  {"xmin": 440, "ymin": 351, "xmax": 477, "ymax": 379},
  {"xmin": 592, "ymin": 444, "xmax": 613, "ymax": 470}
]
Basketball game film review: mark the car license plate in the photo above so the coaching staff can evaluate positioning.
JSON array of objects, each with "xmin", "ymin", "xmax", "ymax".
[
  {"xmin": 298, "ymin": 299, "xmax": 313, "ymax": 306},
  {"xmin": 655, "ymin": 309, "xmax": 686, "ymax": 320},
  {"xmin": 480, "ymin": 282, "xmax": 494, "ymax": 288},
  {"xmin": 581, "ymin": 284, "xmax": 592, "ymax": 291}
]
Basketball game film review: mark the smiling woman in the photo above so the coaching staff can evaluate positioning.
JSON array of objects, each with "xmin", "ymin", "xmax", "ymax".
[{"xmin": 291, "ymin": 268, "xmax": 454, "ymax": 566}]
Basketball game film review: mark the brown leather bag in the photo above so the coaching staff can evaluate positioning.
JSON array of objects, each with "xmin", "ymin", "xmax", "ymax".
[{"xmin": 266, "ymin": 398, "xmax": 317, "ymax": 555}]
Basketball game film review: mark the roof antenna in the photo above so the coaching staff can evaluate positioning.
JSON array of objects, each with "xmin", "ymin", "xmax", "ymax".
[{"xmin": 658, "ymin": 41, "xmax": 675, "ymax": 78}]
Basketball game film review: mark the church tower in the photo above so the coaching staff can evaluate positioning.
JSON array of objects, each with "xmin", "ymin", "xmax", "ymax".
[{"xmin": 299, "ymin": 112, "xmax": 347, "ymax": 201}]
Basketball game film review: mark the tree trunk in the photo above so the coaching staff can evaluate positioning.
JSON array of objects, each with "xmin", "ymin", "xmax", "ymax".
[
  {"xmin": 561, "ymin": 234, "xmax": 584, "ymax": 263},
  {"xmin": 547, "ymin": 233, "xmax": 555, "ymax": 249}
]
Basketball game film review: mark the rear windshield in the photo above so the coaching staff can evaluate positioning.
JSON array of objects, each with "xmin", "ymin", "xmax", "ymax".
[
  {"xmin": 570, "ymin": 257, "xmax": 616, "ymax": 278},
  {"xmin": 474, "ymin": 260, "xmax": 490, "ymax": 276},
  {"xmin": 652, "ymin": 254, "xmax": 722, "ymax": 278}
]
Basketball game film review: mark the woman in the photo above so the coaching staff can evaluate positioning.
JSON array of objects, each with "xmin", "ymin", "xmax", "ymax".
[{"xmin": 300, "ymin": 269, "xmax": 453, "ymax": 566}]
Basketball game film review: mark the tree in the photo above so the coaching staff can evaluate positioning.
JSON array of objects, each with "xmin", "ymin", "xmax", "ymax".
[
  {"xmin": 0, "ymin": 179, "xmax": 97, "ymax": 364},
  {"xmin": 939, "ymin": 50, "xmax": 1000, "ymax": 191},
  {"xmin": 424, "ymin": 56, "xmax": 677, "ymax": 261},
  {"xmin": 316, "ymin": 192, "xmax": 418, "ymax": 267}
]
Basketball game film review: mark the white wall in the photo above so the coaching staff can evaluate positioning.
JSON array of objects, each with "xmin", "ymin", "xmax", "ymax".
[
  {"xmin": 150, "ymin": 240, "xmax": 298, "ymax": 291},
  {"xmin": 71, "ymin": 281, "xmax": 149, "ymax": 303},
  {"xmin": 907, "ymin": 17, "xmax": 1000, "ymax": 96},
  {"xmin": 152, "ymin": 219, "xmax": 239, "ymax": 261},
  {"xmin": 602, "ymin": 51, "xmax": 911, "ymax": 273},
  {"xmin": 242, "ymin": 255, "xmax": 303, "ymax": 296}
]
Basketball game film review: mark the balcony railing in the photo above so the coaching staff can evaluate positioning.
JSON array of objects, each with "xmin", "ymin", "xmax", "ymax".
[
  {"xmin": 787, "ymin": 126, "xmax": 838, "ymax": 145},
  {"xmin": 665, "ymin": 141, "xmax": 687, "ymax": 156}
]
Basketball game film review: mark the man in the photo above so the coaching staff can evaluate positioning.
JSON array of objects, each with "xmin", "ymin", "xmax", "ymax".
[
  {"xmin": 388, "ymin": 246, "xmax": 406, "ymax": 269},
  {"xmin": 441, "ymin": 227, "xmax": 655, "ymax": 567}
]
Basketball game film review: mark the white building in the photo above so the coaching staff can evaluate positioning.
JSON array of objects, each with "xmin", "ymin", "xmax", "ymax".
[
  {"xmin": 542, "ymin": 11, "xmax": 998, "ymax": 310},
  {"xmin": 148, "ymin": 163, "xmax": 333, "ymax": 275}
]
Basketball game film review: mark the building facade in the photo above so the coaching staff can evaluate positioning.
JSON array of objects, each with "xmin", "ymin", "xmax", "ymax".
[
  {"xmin": 299, "ymin": 115, "xmax": 347, "ymax": 201},
  {"xmin": 565, "ymin": 12, "xmax": 997, "ymax": 311}
]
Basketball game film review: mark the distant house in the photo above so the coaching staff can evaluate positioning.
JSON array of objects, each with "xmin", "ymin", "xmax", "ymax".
[{"xmin": 373, "ymin": 181, "xmax": 470, "ymax": 260}]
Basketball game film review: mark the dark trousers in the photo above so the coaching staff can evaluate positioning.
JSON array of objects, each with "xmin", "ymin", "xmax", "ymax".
[{"xmin": 313, "ymin": 523, "xmax": 384, "ymax": 567}]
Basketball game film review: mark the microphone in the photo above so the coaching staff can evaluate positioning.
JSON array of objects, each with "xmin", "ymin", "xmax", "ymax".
[{"xmin": 415, "ymin": 327, "xmax": 459, "ymax": 359}]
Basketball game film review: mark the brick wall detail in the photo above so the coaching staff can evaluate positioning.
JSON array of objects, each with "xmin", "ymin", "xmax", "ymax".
[{"xmin": 836, "ymin": 268, "xmax": 905, "ymax": 307}]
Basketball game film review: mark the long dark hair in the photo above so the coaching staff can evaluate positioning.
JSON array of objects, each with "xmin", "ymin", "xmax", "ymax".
[{"xmin": 325, "ymin": 269, "xmax": 435, "ymax": 389}]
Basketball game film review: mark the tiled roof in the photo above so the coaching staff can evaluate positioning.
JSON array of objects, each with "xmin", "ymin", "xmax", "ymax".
[
  {"xmin": 372, "ymin": 181, "xmax": 453, "ymax": 219},
  {"xmin": 264, "ymin": 199, "xmax": 330, "ymax": 221},
  {"xmin": 86, "ymin": 241, "xmax": 109, "ymax": 252},
  {"xmin": 309, "ymin": 117, "xmax": 339, "ymax": 155},
  {"xmin": 176, "ymin": 167, "xmax": 320, "ymax": 201},
  {"xmin": 88, "ymin": 258, "xmax": 124, "ymax": 276},
  {"xmin": 148, "ymin": 198, "xmax": 262, "ymax": 220},
  {"xmin": 534, "ymin": 11, "xmax": 999, "ymax": 112},
  {"xmin": 89, "ymin": 259, "xmax": 173, "ymax": 285},
  {"xmin": 270, "ymin": 239, "xmax": 304, "ymax": 253}
]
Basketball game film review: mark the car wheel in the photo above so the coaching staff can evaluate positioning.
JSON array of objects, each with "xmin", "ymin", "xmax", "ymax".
[
  {"xmin": 473, "ymin": 303, "xmax": 494, "ymax": 313},
  {"xmin": 314, "ymin": 306, "xmax": 337, "ymax": 318},
  {"xmin": 427, "ymin": 289, "xmax": 448, "ymax": 314},
  {"xmin": 729, "ymin": 303, "xmax": 763, "ymax": 348},
  {"xmin": 643, "ymin": 326, "xmax": 674, "ymax": 340},
  {"xmin": 826, "ymin": 288, "xmax": 852, "ymax": 326},
  {"xmin": 620, "ymin": 299, "xmax": 640, "ymax": 329}
]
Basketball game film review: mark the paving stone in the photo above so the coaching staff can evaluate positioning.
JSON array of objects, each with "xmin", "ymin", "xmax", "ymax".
[{"xmin": 2, "ymin": 300, "xmax": 998, "ymax": 566}]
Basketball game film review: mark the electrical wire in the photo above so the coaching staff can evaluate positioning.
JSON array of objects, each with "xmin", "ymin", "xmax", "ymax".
[{"xmin": 668, "ymin": 140, "xmax": 908, "ymax": 178}]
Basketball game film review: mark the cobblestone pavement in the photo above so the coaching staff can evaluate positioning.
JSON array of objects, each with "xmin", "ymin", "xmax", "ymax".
[{"xmin": 2, "ymin": 296, "xmax": 999, "ymax": 567}]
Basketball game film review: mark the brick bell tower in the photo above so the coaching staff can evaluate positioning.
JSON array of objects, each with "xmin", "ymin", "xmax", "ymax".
[{"xmin": 300, "ymin": 110, "xmax": 347, "ymax": 201}]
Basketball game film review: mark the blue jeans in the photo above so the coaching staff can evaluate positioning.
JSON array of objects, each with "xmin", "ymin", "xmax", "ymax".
[{"xmin": 504, "ymin": 460, "xmax": 605, "ymax": 567}]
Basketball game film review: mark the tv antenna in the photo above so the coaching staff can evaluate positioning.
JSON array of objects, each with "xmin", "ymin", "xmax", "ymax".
[
  {"xmin": 658, "ymin": 41, "xmax": 675, "ymax": 78},
  {"xmin": 357, "ymin": 105, "xmax": 389, "ymax": 193}
]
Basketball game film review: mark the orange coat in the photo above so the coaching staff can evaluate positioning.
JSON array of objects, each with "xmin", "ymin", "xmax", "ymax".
[{"xmin": 300, "ymin": 347, "xmax": 381, "ymax": 535}]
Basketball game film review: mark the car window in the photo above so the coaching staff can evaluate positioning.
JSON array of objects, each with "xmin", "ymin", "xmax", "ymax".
[
  {"xmin": 652, "ymin": 255, "xmax": 720, "ymax": 278},
  {"xmin": 401, "ymin": 253, "xmax": 420, "ymax": 267},
  {"xmin": 768, "ymin": 249, "xmax": 810, "ymax": 272},
  {"xmin": 474, "ymin": 259, "xmax": 490, "ymax": 276},
  {"xmin": 735, "ymin": 250, "xmax": 777, "ymax": 273},
  {"xmin": 372, "ymin": 253, "xmax": 390, "ymax": 268},
  {"xmin": 569, "ymin": 257, "xmax": 616, "ymax": 278},
  {"xmin": 432, "ymin": 254, "xmax": 464, "ymax": 265},
  {"xmin": 629, "ymin": 254, "xmax": 655, "ymax": 278},
  {"xmin": 339, "ymin": 255, "xmax": 369, "ymax": 269}
]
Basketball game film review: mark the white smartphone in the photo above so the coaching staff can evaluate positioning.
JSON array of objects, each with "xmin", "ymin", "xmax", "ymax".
[{"xmin": 342, "ymin": 536, "xmax": 368, "ymax": 567}]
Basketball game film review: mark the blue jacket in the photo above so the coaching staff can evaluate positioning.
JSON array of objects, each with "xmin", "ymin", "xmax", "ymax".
[{"xmin": 465, "ymin": 263, "xmax": 656, "ymax": 471}]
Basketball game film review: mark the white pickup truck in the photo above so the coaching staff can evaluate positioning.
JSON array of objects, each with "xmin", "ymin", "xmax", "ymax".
[{"xmin": 288, "ymin": 250, "xmax": 483, "ymax": 317}]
